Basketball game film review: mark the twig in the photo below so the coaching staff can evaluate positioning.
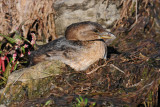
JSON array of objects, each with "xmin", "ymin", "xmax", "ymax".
[
  {"xmin": 87, "ymin": 61, "xmax": 109, "ymax": 75},
  {"xmin": 127, "ymin": 79, "xmax": 144, "ymax": 88},
  {"xmin": 136, "ymin": 0, "xmax": 138, "ymax": 23},
  {"xmin": 110, "ymin": 64, "xmax": 125, "ymax": 74},
  {"xmin": 11, "ymin": 70, "xmax": 26, "ymax": 86},
  {"xmin": 136, "ymin": 81, "xmax": 154, "ymax": 93},
  {"xmin": 64, "ymin": 79, "xmax": 74, "ymax": 89},
  {"xmin": 143, "ymin": 102, "xmax": 147, "ymax": 107},
  {"xmin": 106, "ymin": 0, "xmax": 109, "ymax": 7},
  {"xmin": 38, "ymin": 70, "xmax": 53, "ymax": 76}
]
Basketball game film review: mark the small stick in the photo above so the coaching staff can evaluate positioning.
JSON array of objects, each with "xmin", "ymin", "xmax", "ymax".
[
  {"xmin": 106, "ymin": 0, "xmax": 109, "ymax": 7},
  {"xmin": 136, "ymin": 0, "xmax": 138, "ymax": 23},
  {"xmin": 87, "ymin": 61, "xmax": 109, "ymax": 75},
  {"xmin": 11, "ymin": 70, "xmax": 26, "ymax": 86},
  {"xmin": 110, "ymin": 64, "xmax": 125, "ymax": 74},
  {"xmin": 127, "ymin": 79, "xmax": 144, "ymax": 88}
]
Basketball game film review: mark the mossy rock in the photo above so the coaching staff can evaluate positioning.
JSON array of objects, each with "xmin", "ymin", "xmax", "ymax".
[{"xmin": 0, "ymin": 60, "xmax": 66, "ymax": 106}]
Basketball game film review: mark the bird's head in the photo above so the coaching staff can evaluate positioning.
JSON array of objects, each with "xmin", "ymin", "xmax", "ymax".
[{"xmin": 65, "ymin": 21, "xmax": 116, "ymax": 44}]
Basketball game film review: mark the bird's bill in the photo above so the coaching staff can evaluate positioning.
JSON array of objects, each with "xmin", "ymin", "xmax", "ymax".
[{"xmin": 98, "ymin": 32, "xmax": 116, "ymax": 39}]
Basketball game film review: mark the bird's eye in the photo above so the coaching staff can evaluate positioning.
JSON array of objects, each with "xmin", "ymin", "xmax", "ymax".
[{"xmin": 93, "ymin": 29, "xmax": 99, "ymax": 33}]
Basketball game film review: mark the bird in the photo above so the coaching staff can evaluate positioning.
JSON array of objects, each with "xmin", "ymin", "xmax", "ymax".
[{"xmin": 29, "ymin": 21, "xmax": 116, "ymax": 71}]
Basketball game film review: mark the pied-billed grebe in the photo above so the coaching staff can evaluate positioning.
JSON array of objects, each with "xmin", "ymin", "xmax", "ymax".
[{"xmin": 29, "ymin": 21, "xmax": 116, "ymax": 71}]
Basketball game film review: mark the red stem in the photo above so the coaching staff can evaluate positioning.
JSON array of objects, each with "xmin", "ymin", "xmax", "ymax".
[
  {"xmin": 0, "ymin": 58, "xmax": 2, "ymax": 74},
  {"xmin": 0, "ymin": 58, "xmax": 1, "ymax": 70},
  {"xmin": 2, "ymin": 59, "xmax": 5, "ymax": 72},
  {"xmin": 10, "ymin": 59, "xmax": 19, "ymax": 72}
]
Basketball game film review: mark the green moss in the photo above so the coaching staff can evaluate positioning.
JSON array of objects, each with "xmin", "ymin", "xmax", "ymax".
[
  {"xmin": 0, "ymin": 83, "xmax": 27, "ymax": 105},
  {"xmin": 131, "ymin": 2, "xmax": 136, "ymax": 15},
  {"xmin": 142, "ymin": 68, "xmax": 148, "ymax": 78},
  {"xmin": 27, "ymin": 76, "xmax": 56, "ymax": 99},
  {"xmin": 158, "ymin": 80, "xmax": 160, "ymax": 85},
  {"xmin": 123, "ymin": 105, "xmax": 130, "ymax": 107},
  {"xmin": 147, "ymin": 91, "xmax": 154, "ymax": 106},
  {"xmin": 148, "ymin": 91, "xmax": 153, "ymax": 101}
]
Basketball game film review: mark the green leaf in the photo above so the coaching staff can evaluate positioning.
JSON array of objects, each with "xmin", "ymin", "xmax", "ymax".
[
  {"xmin": 3, "ymin": 62, "xmax": 12, "ymax": 80},
  {"xmin": 0, "ymin": 34, "xmax": 17, "ymax": 44},
  {"xmin": 84, "ymin": 98, "xmax": 88, "ymax": 105},
  {"xmin": 76, "ymin": 98, "xmax": 81, "ymax": 103},
  {"xmin": 0, "ymin": 81, "xmax": 5, "ymax": 85},
  {"xmin": 21, "ymin": 46, "xmax": 25, "ymax": 53},
  {"xmin": 21, "ymin": 37, "xmax": 31, "ymax": 44},
  {"xmin": 45, "ymin": 100, "xmax": 52, "ymax": 105},
  {"xmin": 0, "ymin": 42, "xmax": 2, "ymax": 48},
  {"xmin": 0, "ymin": 76, "xmax": 7, "ymax": 81},
  {"xmin": 14, "ymin": 62, "xmax": 18, "ymax": 71},
  {"xmin": 92, "ymin": 102, "xmax": 96, "ymax": 106},
  {"xmin": 79, "ymin": 96, "xmax": 83, "ymax": 102},
  {"xmin": 9, "ymin": 57, "xmax": 13, "ymax": 63}
]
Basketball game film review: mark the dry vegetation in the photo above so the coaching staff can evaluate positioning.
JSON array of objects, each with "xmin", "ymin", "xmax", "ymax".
[{"xmin": 0, "ymin": 0, "xmax": 160, "ymax": 106}]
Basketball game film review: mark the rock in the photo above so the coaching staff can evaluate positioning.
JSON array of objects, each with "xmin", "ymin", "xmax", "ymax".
[
  {"xmin": 53, "ymin": 0, "xmax": 121, "ymax": 36},
  {"xmin": 0, "ymin": 60, "xmax": 66, "ymax": 106},
  {"xmin": 0, "ymin": 105, "xmax": 6, "ymax": 107}
]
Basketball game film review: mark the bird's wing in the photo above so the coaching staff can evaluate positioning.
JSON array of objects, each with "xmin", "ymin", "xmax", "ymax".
[{"xmin": 29, "ymin": 37, "xmax": 82, "ymax": 65}]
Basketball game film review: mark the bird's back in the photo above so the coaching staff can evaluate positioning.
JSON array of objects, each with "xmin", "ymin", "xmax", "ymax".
[{"xmin": 29, "ymin": 37, "xmax": 85, "ymax": 65}]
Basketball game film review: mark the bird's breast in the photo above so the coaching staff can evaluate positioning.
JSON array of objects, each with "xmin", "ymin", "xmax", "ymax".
[{"xmin": 63, "ymin": 41, "xmax": 106, "ymax": 71}]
